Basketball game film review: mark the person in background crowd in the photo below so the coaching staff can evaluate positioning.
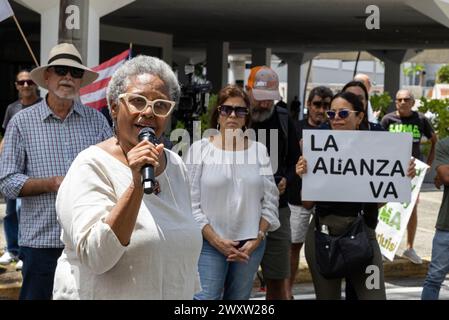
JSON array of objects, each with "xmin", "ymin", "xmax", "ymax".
[
  {"xmin": 0, "ymin": 43, "xmax": 112, "ymax": 300},
  {"xmin": 289, "ymin": 95, "xmax": 301, "ymax": 121},
  {"xmin": 247, "ymin": 66, "xmax": 301, "ymax": 300},
  {"xmin": 287, "ymin": 86, "xmax": 333, "ymax": 299},
  {"xmin": 354, "ymin": 73, "xmax": 378, "ymax": 123},
  {"xmin": 422, "ymin": 137, "xmax": 449, "ymax": 299},
  {"xmin": 381, "ymin": 89, "xmax": 437, "ymax": 264},
  {"xmin": 0, "ymin": 70, "xmax": 41, "ymax": 270},
  {"xmin": 342, "ymin": 81, "xmax": 383, "ymax": 131},
  {"xmin": 186, "ymin": 85, "xmax": 280, "ymax": 300}
]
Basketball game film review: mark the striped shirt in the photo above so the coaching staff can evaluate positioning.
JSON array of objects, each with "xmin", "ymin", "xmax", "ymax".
[{"xmin": 0, "ymin": 98, "xmax": 112, "ymax": 248}]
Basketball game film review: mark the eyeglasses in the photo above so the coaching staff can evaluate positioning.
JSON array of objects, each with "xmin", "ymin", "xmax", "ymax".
[
  {"xmin": 50, "ymin": 66, "xmax": 85, "ymax": 79},
  {"xmin": 396, "ymin": 98, "xmax": 412, "ymax": 103},
  {"xmin": 16, "ymin": 80, "xmax": 35, "ymax": 86},
  {"xmin": 218, "ymin": 105, "xmax": 249, "ymax": 118},
  {"xmin": 312, "ymin": 101, "xmax": 330, "ymax": 109},
  {"xmin": 326, "ymin": 109, "xmax": 358, "ymax": 120},
  {"xmin": 118, "ymin": 93, "xmax": 176, "ymax": 117}
]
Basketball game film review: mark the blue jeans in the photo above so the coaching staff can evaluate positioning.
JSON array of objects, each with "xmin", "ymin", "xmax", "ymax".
[
  {"xmin": 421, "ymin": 229, "xmax": 449, "ymax": 300},
  {"xmin": 19, "ymin": 247, "xmax": 63, "ymax": 300},
  {"xmin": 195, "ymin": 238, "xmax": 266, "ymax": 300},
  {"xmin": 3, "ymin": 198, "xmax": 20, "ymax": 256}
]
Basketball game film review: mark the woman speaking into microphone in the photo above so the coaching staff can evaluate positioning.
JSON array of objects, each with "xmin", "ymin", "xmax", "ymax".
[{"xmin": 52, "ymin": 56, "xmax": 202, "ymax": 299}]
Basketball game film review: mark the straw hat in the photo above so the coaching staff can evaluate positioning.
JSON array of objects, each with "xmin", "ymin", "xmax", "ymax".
[{"xmin": 30, "ymin": 43, "xmax": 98, "ymax": 89}]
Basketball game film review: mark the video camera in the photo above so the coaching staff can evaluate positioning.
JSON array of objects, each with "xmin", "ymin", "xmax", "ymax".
[{"xmin": 174, "ymin": 79, "xmax": 213, "ymax": 136}]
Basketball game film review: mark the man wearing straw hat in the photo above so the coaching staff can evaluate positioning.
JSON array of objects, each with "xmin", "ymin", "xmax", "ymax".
[{"xmin": 0, "ymin": 43, "xmax": 112, "ymax": 300}]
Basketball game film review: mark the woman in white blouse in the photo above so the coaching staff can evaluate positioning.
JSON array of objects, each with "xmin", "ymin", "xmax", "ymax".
[
  {"xmin": 52, "ymin": 56, "xmax": 202, "ymax": 299},
  {"xmin": 186, "ymin": 85, "xmax": 280, "ymax": 300}
]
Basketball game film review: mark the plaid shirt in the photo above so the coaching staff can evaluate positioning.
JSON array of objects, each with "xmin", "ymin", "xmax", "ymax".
[{"xmin": 0, "ymin": 98, "xmax": 112, "ymax": 248}]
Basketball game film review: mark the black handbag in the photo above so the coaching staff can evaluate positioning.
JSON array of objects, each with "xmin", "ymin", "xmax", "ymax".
[{"xmin": 314, "ymin": 212, "xmax": 374, "ymax": 279}]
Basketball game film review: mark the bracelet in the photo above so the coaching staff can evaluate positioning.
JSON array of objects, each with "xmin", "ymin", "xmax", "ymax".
[{"xmin": 258, "ymin": 230, "xmax": 267, "ymax": 241}]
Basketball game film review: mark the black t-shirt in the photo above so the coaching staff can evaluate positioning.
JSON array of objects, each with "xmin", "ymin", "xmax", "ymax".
[
  {"xmin": 289, "ymin": 118, "xmax": 323, "ymax": 205},
  {"xmin": 294, "ymin": 118, "xmax": 319, "ymax": 142},
  {"xmin": 251, "ymin": 109, "xmax": 301, "ymax": 208},
  {"xmin": 381, "ymin": 111, "xmax": 434, "ymax": 160}
]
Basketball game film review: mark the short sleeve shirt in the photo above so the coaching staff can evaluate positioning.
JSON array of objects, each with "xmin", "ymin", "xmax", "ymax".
[
  {"xmin": 381, "ymin": 111, "xmax": 434, "ymax": 160},
  {"xmin": 433, "ymin": 138, "xmax": 449, "ymax": 231}
]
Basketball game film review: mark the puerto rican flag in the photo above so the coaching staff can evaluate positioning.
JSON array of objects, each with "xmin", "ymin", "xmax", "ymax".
[{"xmin": 80, "ymin": 49, "xmax": 131, "ymax": 110}]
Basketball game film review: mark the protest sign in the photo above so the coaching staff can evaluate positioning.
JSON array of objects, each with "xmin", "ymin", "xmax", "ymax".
[
  {"xmin": 302, "ymin": 130, "xmax": 412, "ymax": 203},
  {"xmin": 376, "ymin": 159, "xmax": 429, "ymax": 261}
]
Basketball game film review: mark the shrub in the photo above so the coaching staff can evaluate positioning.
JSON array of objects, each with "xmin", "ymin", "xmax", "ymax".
[
  {"xmin": 418, "ymin": 97, "xmax": 449, "ymax": 139},
  {"xmin": 370, "ymin": 92, "xmax": 392, "ymax": 120},
  {"xmin": 436, "ymin": 64, "xmax": 449, "ymax": 84}
]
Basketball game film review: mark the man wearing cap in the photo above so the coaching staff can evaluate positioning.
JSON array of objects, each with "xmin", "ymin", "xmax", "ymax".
[
  {"xmin": 0, "ymin": 70, "xmax": 41, "ymax": 271},
  {"xmin": 246, "ymin": 66, "xmax": 301, "ymax": 300},
  {"xmin": 0, "ymin": 43, "xmax": 112, "ymax": 300}
]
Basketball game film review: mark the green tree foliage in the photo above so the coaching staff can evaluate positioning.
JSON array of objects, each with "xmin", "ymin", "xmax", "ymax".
[
  {"xmin": 418, "ymin": 97, "xmax": 449, "ymax": 139},
  {"xmin": 437, "ymin": 64, "xmax": 449, "ymax": 84},
  {"xmin": 403, "ymin": 64, "xmax": 425, "ymax": 78},
  {"xmin": 370, "ymin": 92, "xmax": 392, "ymax": 120}
]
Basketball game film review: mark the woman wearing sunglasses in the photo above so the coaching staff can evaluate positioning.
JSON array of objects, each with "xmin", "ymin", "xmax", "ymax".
[
  {"xmin": 186, "ymin": 85, "xmax": 280, "ymax": 300},
  {"xmin": 296, "ymin": 91, "xmax": 415, "ymax": 300},
  {"xmin": 52, "ymin": 56, "xmax": 202, "ymax": 299}
]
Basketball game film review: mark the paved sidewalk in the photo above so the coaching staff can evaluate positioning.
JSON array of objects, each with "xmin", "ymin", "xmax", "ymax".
[{"xmin": 0, "ymin": 183, "xmax": 444, "ymax": 299}]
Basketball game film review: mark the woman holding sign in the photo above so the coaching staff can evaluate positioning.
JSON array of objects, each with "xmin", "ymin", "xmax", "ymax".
[{"xmin": 296, "ymin": 91, "xmax": 415, "ymax": 300}]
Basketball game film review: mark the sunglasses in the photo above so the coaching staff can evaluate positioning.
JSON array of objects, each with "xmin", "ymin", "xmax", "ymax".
[
  {"xmin": 16, "ymin": 80, "xmax": 35, "ymax": 86},
  {"xmin": 118, "ymin": 93, "xmax": 176, "ymax": 117},
  {"xmin": 312, "ymin": 101, "xmax": 330, "ymax": 109},
  {"xmin": 218, "ymin": 105, "xmax": 249, "ymax": 118},
  {"xmin": 50, "ymin": 66, "xmax": 85, "ymax": 79},
  {"xmin": 396, "ymin": 98, "xmax": 412, "ymax": 103},
  {"xmin": 326, "ymin": 109, "xmax": 358, "ymax": 120}
]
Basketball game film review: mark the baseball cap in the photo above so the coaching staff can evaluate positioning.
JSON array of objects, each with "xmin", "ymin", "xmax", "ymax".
[{"xmin": 247, "ymin": 66, "xmax": 281, "ymax": 101}]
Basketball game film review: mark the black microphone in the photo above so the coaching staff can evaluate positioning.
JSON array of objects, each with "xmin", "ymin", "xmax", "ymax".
[{"xmin": 138, "ymin": 127, "xmax": 159, "ymax": 194}]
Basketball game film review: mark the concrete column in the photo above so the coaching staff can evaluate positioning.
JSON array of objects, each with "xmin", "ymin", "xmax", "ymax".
[
  {"xmin": 229, "ymin": 56, "xmax": 246, "ymax": 87},
  {"xmin": 287, "ymin": 59, "xmax": 301, "ymax": 111},
  {"xmin": 369, "ymin": 49, "xmax": 419, "ymax": 112},
  {"xmin": 383, "ymin": 60, "xmax": 401, "ymax": 106},
  {"xmin": 58, "ymin": 0, "xmax": 89, "ymax": 61},
  {"xmin": 16, "ymin": 0, "xmax": 135, "ymax": 67},
  {"xmin": 251, "ymin": 48, "xmax": 272, "ymax": 67},
  {"xmin": 206, "ymin": 41, "xmax": 229, "ymax": 93},
  {"xmin": 277, "ymin": 52, "xmax": 317, "ymax": 119}
]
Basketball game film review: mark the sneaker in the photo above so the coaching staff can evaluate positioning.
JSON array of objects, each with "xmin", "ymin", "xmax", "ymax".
[
  {"xmin": 0, "ymin": 251, "xmax": 17, "ymax": 265},
  {"xmin": 403, "ymin": 248, "xmax": 423, "ymax": 264},
  {"xmin": 15, "ymin": 260, "xmax": 23, "ymax": 271}
]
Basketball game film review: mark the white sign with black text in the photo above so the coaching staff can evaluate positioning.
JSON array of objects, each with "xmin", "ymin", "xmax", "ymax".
[{"xmin": 302, "ymin": 130, "xmax": 413, "ymax": 203}]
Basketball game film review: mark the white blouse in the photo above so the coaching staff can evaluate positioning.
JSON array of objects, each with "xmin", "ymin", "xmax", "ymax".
[
  {"xmin": 53, "ymin": 146, "xmax": 202, "ymax": 300},
  {"xmin": 185, "ymin": 138, "xmax": 280, "ymax": 241}
]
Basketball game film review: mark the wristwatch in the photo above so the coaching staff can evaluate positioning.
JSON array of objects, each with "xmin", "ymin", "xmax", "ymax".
[{"xmin": 258, "ymin": 230, "xmax": 267, "ymax": 241}]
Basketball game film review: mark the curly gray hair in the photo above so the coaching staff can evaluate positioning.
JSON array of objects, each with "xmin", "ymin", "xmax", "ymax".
[{"xmin": 106, "ymin": 55, "xmax": 180, "ymax": 112}]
